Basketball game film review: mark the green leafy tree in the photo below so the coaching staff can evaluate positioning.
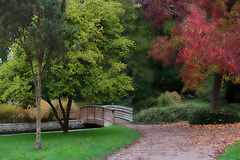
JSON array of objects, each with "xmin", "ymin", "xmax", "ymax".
[
  {"xmin": 0, "ymin": 0, "xmax": 134, "ymax": 133},
  {"xmin": 0, "ymin": 53, "xmax": 35, "ymax": 107},
  {"xmin": 0, "ymin": 0, "xmax": 70, "ymax": 149},
  {"xmin": 42, "ymin": 0, "xmax": 134, "ymax": 133}
]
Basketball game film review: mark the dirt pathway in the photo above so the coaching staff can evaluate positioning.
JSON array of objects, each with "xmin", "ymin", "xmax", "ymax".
[{"xmin": 107, "ymin": 119, "xmax": 240, "ymax": 160}]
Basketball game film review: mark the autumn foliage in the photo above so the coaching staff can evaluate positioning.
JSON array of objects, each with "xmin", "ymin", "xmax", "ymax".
[
  {"xmin": 136, "ymin": 0, "xmax": 240, "ymax": 108},
  {"xmin": 142, "ymin": 0, "xmax": 240, "ymax": 91}
]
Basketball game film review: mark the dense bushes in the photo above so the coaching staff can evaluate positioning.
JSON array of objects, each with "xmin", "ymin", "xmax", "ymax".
[
  {"xmin": 157, "ymin": 91, "xmax": 181, "ymax": 107},
  {"xmin": 188, "ymin": 107, "xmax": 240, "ymax": 124},
  {"xmin": 133, "ymin": 102, "xmax": 240, "ymax": 125},
  {"xmin": 134, "ymin": 102, "xmax": 208, "ymax": 124}
]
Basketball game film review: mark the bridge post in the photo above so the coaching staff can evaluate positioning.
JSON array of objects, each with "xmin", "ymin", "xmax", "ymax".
[
  {"xmin": 93, "ymin": 106, "xmax": 95, "ymax": 124},
  {"xmin": 86, "ymin": 107, "xmax": 88, "ymax": 122},
  {"xmin": 111, "ymin": 110, "xmax": 115, "ymax": 125},
  {"xmin": 102, "ymin": 108, "xmax": 104, "ymax": 126}
]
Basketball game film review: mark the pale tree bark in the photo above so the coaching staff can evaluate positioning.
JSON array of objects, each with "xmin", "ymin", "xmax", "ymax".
[
  {"xmin": 210, "ymin": 74, "xmax": 223, "ymax": 109},
  {"xmin": 35, "ymin": 59, "xmax": 43, "ymax": 149}
]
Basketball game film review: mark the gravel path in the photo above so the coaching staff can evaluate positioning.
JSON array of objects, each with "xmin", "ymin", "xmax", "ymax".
[{"xmin": 107, "ymin": 119, "xmax": 240, "ymax": 160}]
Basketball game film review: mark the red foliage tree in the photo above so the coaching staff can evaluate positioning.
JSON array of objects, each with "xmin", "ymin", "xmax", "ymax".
[{"xmin": 139, "ymin": 0, "xmax": 240, "ymax": 108}]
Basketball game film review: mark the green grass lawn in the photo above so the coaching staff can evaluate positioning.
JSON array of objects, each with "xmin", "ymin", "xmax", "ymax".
[
  {"xmin": 218, "ymin": 140, "xmax": 240, "ymax": 160},
  {"xmin": 0, "ymin": 125, "xmax": 140, "ymax": 160}
]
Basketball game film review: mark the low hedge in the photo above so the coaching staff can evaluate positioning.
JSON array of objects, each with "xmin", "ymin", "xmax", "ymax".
[
  {"xmin": 133, "ymin": 102, "xmax": 208, "ymax": 124},
  {"xmin": 133, "ymin": 102, "xmax": 240, "ymax": 125},
  {"xmin": 188, "ymin": 107, "xmax": 240, "ymax": 125}
]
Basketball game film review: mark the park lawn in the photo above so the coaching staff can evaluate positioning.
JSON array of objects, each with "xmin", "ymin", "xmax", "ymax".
[
  {"xmin": 218, "ymin": 140, "xmax": 240, "ymax": 160},
  {"xmin": 0, "ymin": 125, "xmax": 140, "ymax": 160}
]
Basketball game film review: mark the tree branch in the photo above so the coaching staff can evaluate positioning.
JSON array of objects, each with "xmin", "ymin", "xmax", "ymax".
[
  {"xmin": 58, "ymin": 96, "xmax": 66, "ymax": 120},
  {"xmin": 226, "ymin": 0, "xmax": 238, "ymax": 13},
  {"xmin": 46, "ymin": 98, "xmax": 64, "ymax": 128},
  {"xmin": 18, "ymin": 33, "xmax": 37, "ymax": 88},
  {"xmin": 165, "ymin": 5, "xmax": 183, "ymax": 18},
  {"xmin": 60, "ymin": 0, "xmax": 66, "ymax": 13},
  {"xmin": 66, "ymin": 95, "xmax": 73, "ymax": 122}
]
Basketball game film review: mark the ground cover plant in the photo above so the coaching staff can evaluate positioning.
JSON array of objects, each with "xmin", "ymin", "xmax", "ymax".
[
  {"xmin": 0, "ymin": 125, "xmax": 140, "ymax": 160},
  {"xmin": 217, "ymin": 140, "xmax": 240, "ymax": 160}
]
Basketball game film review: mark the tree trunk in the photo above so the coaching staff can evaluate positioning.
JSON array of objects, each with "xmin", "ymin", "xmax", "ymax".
[
  {"xmin": 210, "ymin": 74, "xmax": 223, "ymax": 109},
  {"xmin": 46, "ymin": 98, "xmax": 65, "ymax": 129},
  {"xmin": 46, "ymin": 96, "xmax": 72, "ymax": 133},
  {"xmin": 35, "ymin": 61, "xmax": 42, "ymax": 149},
  {"xmin": 63, "ymin": 96, "xmax": 73, "ymax": 133}
]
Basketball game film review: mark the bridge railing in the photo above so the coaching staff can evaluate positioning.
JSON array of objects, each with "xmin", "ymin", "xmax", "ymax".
[
  {"xmin": 59, "ymin": 105, "xmax": 133, "ymax": 126},
  {"xmin": 79, "ymin": 105, "xmax": 114, "ymax": 126},
  {"xmin": 101, "ymin": 105, "xmax": 133, "ymax": 122},
  {"xmin": 59, "ymin": 107, "xmax": 81, "ymax": 120}
]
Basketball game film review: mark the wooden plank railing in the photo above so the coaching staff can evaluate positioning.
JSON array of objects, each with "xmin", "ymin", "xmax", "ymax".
[
  {"xmin": 79, "ymin": 105, "xmax": 115, "ymax": 126},
  {"xmin": 59, "ymin": 107, "xmax": 81, "ymax": 120},
  {"xmin": 59, "ymin": 105, "xmax": 133, "ymax": 127},
  {"xmin": 101, "ymin": 105, "xmax": 133, "ymax": 122}
]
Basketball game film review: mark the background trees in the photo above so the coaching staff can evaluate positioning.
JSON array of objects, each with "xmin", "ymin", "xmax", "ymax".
[
  {"xmin": 116, "ymin": 0, "xmax": 183, "ymax": 110},
  {"xmin": 0, "ymin": 35, "xmax": 10, "ymax": 64},
  {"xmin": 0, "ymin": 0, "xmax": 70, "ymax": 149},
  {"xmin": 137, "ymin": 0, "xmax": 240, "ymax": 108},
  {"xmin": 0, "ymin": 0, "xmax": 134, "ymax": 133}
]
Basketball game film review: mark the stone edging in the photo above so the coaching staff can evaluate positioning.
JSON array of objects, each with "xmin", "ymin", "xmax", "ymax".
[{"xmin": 0, "ymin": 120, "xmax": 84, "ymax": 135}]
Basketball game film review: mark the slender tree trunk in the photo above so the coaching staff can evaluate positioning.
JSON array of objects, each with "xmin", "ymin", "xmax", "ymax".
[
  {"xmin": 210, "ymin": 74, "xmax": 223, "ymax": 109},
  {"xmin": 35, "ymin": 60, "xmax": 42, "ymax": 149},
  {"xmin": 63, "ymin": 96, "xmax": 73, "ymax": 133},
  {"xmin": 46, "ymin": 96, "xmax": 72, "ymax": 133},
  {"xmin": 58, "ymin": 97, "xmax": 69, "ymax": 133},
  {"xmin": 46, "ymin": 98, "xmax": 65, "ymax": 129}
]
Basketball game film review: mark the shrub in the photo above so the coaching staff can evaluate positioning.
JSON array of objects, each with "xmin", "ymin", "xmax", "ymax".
[
  {"xmin": 157, "ymin": 91, "xmax": 181, "ymax": 107},
  {"xmin": 16, "ymin": 107, "xmax": 33, "ymax": 122},
  {"xmin": 133, "ymin": 102, "xmax": 207, "ymax": 124},
  {"xmin": 0, "ymin": 104, "xmax": 17, "ymax": 123},
  {"xmin": 16, "ymin": 100, "xmax": 56, "ymax": 122},
  {"xmin": 188, "ymin": 108, "xmax": 240, "ymax": 125}
]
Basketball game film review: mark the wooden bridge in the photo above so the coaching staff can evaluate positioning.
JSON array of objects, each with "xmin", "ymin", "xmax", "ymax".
[{"xmin": 59, "ymin": 105, "xmax": 133, "ymax": 126}]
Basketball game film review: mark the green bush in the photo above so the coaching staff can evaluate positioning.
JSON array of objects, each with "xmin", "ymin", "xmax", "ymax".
[
  {"xmin": 133, "ymin": 102, "xmax": 208, "ymax": 124},
  {"xmin": 0, "ymin": 104, "xmax": 17, "ymax": 123},
  {"xmin": 221, "ymin": 103, "xmax": 240, "ymax": 113},
  {"xmin": 157, "ymin": 91, "xmax": 181, "ymax": 107},
  {"xmin": 133, "ymin": 108, "xmax": 175, "ymax": 124},
  {"xmin": 188, "ymin": 108, "xmax": 240, "ymax": 125}
]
